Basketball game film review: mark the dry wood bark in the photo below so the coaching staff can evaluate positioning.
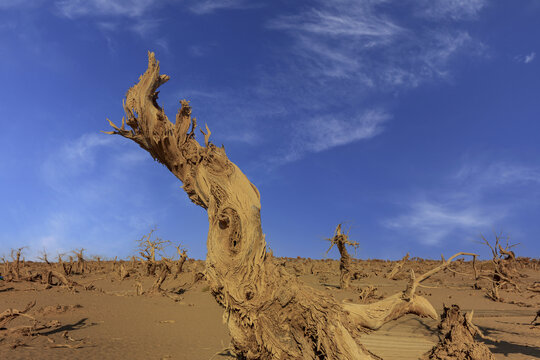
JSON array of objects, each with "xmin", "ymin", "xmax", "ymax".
[{"xmin": 105, "ymin": 52, "xmax": 456, "ymax": 359}]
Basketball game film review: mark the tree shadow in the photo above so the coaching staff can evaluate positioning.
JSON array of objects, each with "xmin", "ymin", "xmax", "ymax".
[
  {"xmin": 410, "ymin": 317, "xmax": 438, "ymax": 335},
  {"xmin": 478, "ymin": 325, "xmax": 540, "ymax": 358},
  {"xmin": 40, "ymin": 318, "xmax": 96, "ymax": 336}
]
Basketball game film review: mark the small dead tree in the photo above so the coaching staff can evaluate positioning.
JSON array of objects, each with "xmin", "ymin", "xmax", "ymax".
[
  {"xmin": 72, "ymin": 248, "xmax": 87, "ymax": 274},
  {"xmin": 480, "ymin": 233, "xmax": 520, "ymax": 301},
  {"xmin": 37, "ymin": 250, "xmax": 52, "ymax": 267},
  {"xmin": 10, "ymin": 247, "xmax": 26, "ymax": 280},
  {"xmin": 385, "ymin": 252, "xmax": 410, "ymax": 280},
  {"xmin": 118, "ymin": 263, "xmax": 130, "ymax": 280},
  {"xmin": 173, "ymin": 244, "xmax": 188, "ymax": 279},
  {"xmin": 136, "ymin": 229, "xmax": 170, "ymax": 276},
  {"xmin": 149, "ymin": 259, "xmax": 172, "ymax": 293},
  {"xmin": 1, "ymin": 256, "xmax": 11, "ymax": 279},
  {"xmin": 324, "ymin": 224, "xmax": 359, "ymax": 289}
]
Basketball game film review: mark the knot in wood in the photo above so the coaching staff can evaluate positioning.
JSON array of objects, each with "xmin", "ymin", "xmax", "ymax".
[{"xmin": 217, "ymin": 208, "xmax": 242, "ymax": 255}]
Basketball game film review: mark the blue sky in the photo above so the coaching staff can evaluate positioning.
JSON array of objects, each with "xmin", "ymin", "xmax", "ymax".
[{"xmin": 1, "ymin": 0, "xmax": 539, "ymax": 261}]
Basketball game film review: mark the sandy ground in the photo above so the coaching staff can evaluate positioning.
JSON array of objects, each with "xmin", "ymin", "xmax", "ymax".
[{"xmin": 1, "ymin": 258, "xmax": 539, "ymax": 359}]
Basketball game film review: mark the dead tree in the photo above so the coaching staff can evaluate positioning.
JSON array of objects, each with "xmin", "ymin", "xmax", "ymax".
[
  {"xmin": 324, "ymin": 224, "xmax": 359, "ymax": 289},
  {"xmin": 72, "ymin": 248, "xmax": 87, "ymax": 274},
  {"xmin": 385, "ymin": 253, "xmax": 410, "ymax": 280},
  {"xmin": 37, "ymin": 250, "xmax": 52, "ymax": 267},
  {"xmin": 105, "ymin": 52, "xmax": 471, "ymax": 359},
  {"xmin": 136, "ymin": 229, "xmax": 170, "ymax": 276},
  {"xmin": 149, "ymin": 260, "xmax": 172, "ymax": 293},
  {"xmin": 480, "ymin": 234, "xmax": 520, "ymax": 301},
  {"xmin": 10, "ymin": 247, "xmax": 26, "ymax": 280},
  {"xmin": 173, "ymin": 244, "xmax": 188, "ymax": 279},
  {"xmin": 1, "ymin": 256, "xmax": 11, "ymax": 279}
]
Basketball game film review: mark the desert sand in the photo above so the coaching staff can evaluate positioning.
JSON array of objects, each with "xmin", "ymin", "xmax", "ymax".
[{"xmin": 1, "ymin": 257, "xmax": 539, "ymax": 359}]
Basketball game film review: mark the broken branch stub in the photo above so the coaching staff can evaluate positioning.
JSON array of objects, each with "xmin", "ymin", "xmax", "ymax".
[{"xmin": 106, "ymin": 52, "xmax": 444, "ymax": 359}]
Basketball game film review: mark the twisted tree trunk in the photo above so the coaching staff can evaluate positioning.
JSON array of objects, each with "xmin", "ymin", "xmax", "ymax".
[{"xmin": 105, "ymin": 52, "xmax": 440, "ymax": 359}]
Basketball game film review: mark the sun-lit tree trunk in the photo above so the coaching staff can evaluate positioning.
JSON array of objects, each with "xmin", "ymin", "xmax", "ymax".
[{"xmin": 105, "ymin": 52, "xmax": 445, "ymax": 359}]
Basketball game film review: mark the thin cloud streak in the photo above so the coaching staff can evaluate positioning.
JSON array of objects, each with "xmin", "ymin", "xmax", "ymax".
[
  {"xmin": 304, "ymin": 109, "xmax": 389, "ymax": 153},
  {"xmin": 55, "ymin": 0, "xmax": 155, "ymax": 18},
  {"xmin": 384, "ymin": 160, "xmax": 540, "ymax": 246},
  {"xmin": 266, "ymin": 1, "xmax": 485, "ymax": 88},
  {"xmin": 384, "ymin": 201, "xmax": 496, "ymax": 245},
  {"xmin": 188, "ymin": 0, "xmax": 259, "ymax": 14},
  {"xmin": 272, "ymin": 109, "xmax": 389, "ymax": 164},
  {"xmin": 418, "ymin": 0, "xmax": 487, "ymax": 20}
]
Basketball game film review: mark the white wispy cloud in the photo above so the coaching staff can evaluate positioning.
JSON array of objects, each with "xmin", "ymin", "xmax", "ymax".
[
  {"xmin": 267, "ymin": 1, "xmax": 403, "ymax": 81},
  {"xmin": 384, "ymin": 201, "xmax": 496, "ymax": 245},
  {"xmin": 418, "ymin": 0, "xmax": 487, "ymax": 20},
  {"xmin": 55, "ymin": 0, "xmax": 168, "ymax": 49},
  {"xmin": 271, "ymin": 109, "xmax": 389, "ymax": 164},
  {"xmin": 525, "ymin": 52, "xmax": 536, "ymax": 64},
  {"xmin": 188, "ymin": 0, "xmax": 258, "ymax": 15},
  {"xmin": 267, "ymin": 1, "xmax": 483, "ymax": 87},
  {"xmin": 55, "ymin": 0, "xmax": 155, "ymax": 18},
  {"xmin": 454, "ymin": 161, "xmax": 540, "ymax": 187},
  {"xmin": 30, "ymin": 132, "xmax": 164, "ymax": 259},
  {"xmin": 0, "ymin": 0, "xmax": 44, "ymax": 9},
  {"xmin": 303, "ymin": 109, "xmax": 389, "ymax": 153},
  {"xmin": 257, "ymin": 0, "xmax": 485, "ymax": 165},
  {"xmin": 268, "ymin": 3, "xmax": 402, "ymax": 38},
  {"xmin": 384, "ymin": 160, "xmax": 540, "ymax": 246},
  {"xmin": 515, "ymin": 52, "xmax": 536, "ymax": 64},
  {"xmin": 41, "ymin": 133, "xmax": 144, "ymax": 191}
]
